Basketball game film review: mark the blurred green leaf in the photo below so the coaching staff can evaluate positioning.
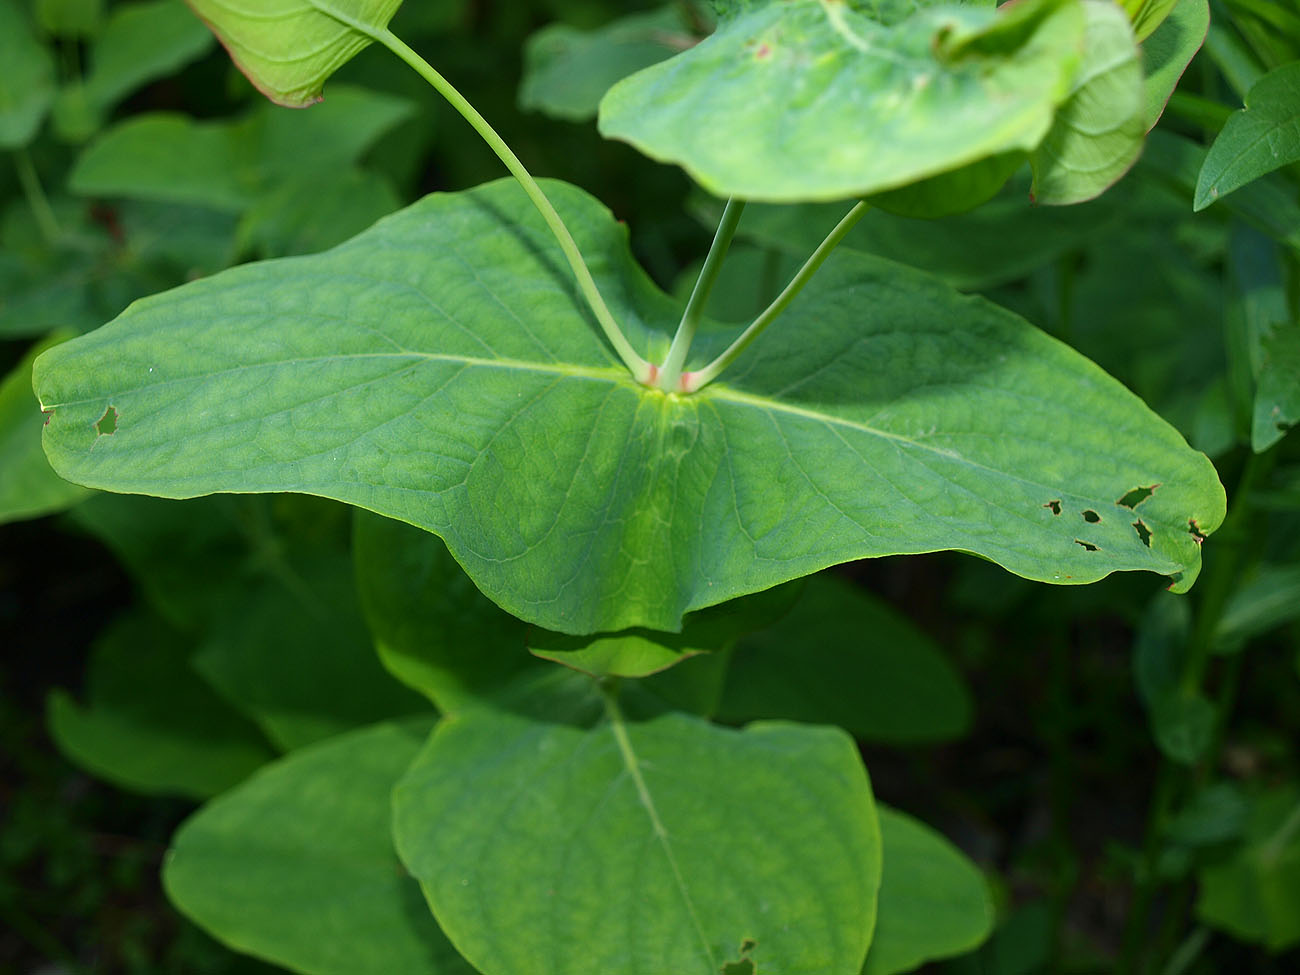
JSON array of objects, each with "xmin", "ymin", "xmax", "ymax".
[
  {"xmin": 164, "ymin": 719, "xmax": 474, "ymax": 974},
  {"xmin": 393, "ymin": 677, "xmax": 883, "ymax": 975},
  {"xmin": 0, "ymin": 0, "xmax": 56, "ymax": 148},
  {"xmin": 1119, "ymin": 0, "xmax": 1177, "ymax": 42},
  {"xmin": 520, "ymin": 5, "xmax": 687, "ymax": 122},
  {"xmin": 718, "ymin": 574, "xmax": 973, "ymax": 744},
  {"xmin": 35, "ymin": 0, "xmax": 104, "ymax": 36},
  {"xmin": 0, "ymin": 331, "xmax": 89, "ymax": 523},
  {"xmin": 47, "ymin": 611, "xmax": 273, "ymax": 799},
  {"xmin": 235, "ymin": 167, "xmax": 400, "ymax": 257},
  {"xmin": 1214, "ymin": 563, "xmax": 1300, "ymax": 651},
  {"xmin": 69, "ymin": 85, "xmax": 416, "ymax": 211},
  {"xmin": 1196, "ymin": 62, "xmax": 1300, "ymax": 211},
  {"xmin": 862, "ymin": 807, "xmax": 993, "ymax": 975}
]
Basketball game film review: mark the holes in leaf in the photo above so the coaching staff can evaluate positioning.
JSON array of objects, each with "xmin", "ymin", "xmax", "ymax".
[
  {"xmin": 1117, "ymin": 484, "xmax": 1158, "ymax": 509},
  {"xmin": 1188, "ymin": 519, "xmax": 1206, "ymax": 545},
  {"xmin": 720, "ymin": 940, "xmax": 757, "ymax": 975},
  {"xmin": 1133, "ymin": 519, "xmax": 1152, "ymax": 547},
  {"xmin": 1044, "ymin": 500, "xmax": 1062, "ymax": 515},
  {"xmin": 95, "ymin": 405, "xmax": 118, "ymax": 436},
  {"xmin": 1075, "ymin": 539, "xmax": 1099, "ymax": 552},
  {"xmin": 1082, "ymin": 509, "xmax": 1100, "ymax": 523}
]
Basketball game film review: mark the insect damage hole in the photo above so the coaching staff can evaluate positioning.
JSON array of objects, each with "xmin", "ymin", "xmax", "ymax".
[
  {"xmin": 1043, "ymin": 500, "xmax": 1062, "ymax": 515},
  {"xmin": 1133, "ymin": 519, "xmax": 1152, "ymax": 547},
  {"xmin": 1082, "ymin": 509, "xmax": 1101, "ymax": 523},
  {"xmin": 1075, "ymin": 539, "xmax": 1099, "ymax": 552},
  {"xmin": 95, "ymin": 405, "xmax": 118, "ymax": 436},
  {"xmin": 720, "ymin": 939, "xmax": 757, "ymax": 975},
  {"xmin": 1188, "ymin": 519, "xmax": 1206, "ymax": 545},
  {"xmin": 1117, "ymin": 484, "xmax": 1158, "ymax": 509}
]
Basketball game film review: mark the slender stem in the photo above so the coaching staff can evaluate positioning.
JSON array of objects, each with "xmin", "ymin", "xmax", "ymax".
[
  {"xmin": 683, "ymin": 201, "xmax": 869, "ymax": 393},
  {"xmin": 371, "ymin": 29, "xmax": 652, "ymax": 383},
  {"xmin": 12, "ymin": 148, "xmax": 59, "ymax": 244},
  {"xmin": 1263, "ymin": 798, "xmax": 1300, "ymax": 860},
  {"xmin": 657, "ymin": 198, "xmax": 745, "ymax": 392},
  {"xmin": 1161, "ymin": 926, "xmax": 1211, "ymax": 975}
]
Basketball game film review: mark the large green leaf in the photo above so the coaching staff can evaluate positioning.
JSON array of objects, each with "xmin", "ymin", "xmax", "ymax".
[
  {"xmin": 0, "ymin": 332, "xmax": 88, "ymax": 524},
  {"xmin": 1030, "ymin": 0, "xmax": 1145, "ymax": 205},
  {"xmin": 164, "ymin": 719, "xmax": 474, "ymax": 974},
  {"xmin": 863, "ymin": 807, "xmax": 994, "ymax": 975},
  {"xmin": 52, "ymin": 0, "xmax": 216, "ymax": 142},
  {"xmin": 718, "ymin": 574, "xmax": 972, "ymax": 743},
  {"xmin": 392, "ymin": 676, "xmax": 882, "ymax": 975},
  {"xmin": 69, "ymin": 85, "xmax": 415, "ymax": 212},
  {"xmin": 519, "ymin": 5, "xmax": 690, "ymax": 122},
  {"xmin": 598, "ymin": 0, "xmax": 1085, "ymax": 201},
  {"xmin": 184, "ymin": 0, "xmax": 403, "ymax": 107},
  {"xmin": 1196, "ymin": 62, "xmax": 1300, "ymax": 211},
  {"xmin": 0, "ymin": 0, "xmax": 56, "ymax": 148},
  {"xmin": 35, "ymin": 179, "xmax": 1225, "ymax": 635},
  {"xmin": 46, "ymin": 612, "xmax": 273, "ymax": 799}
]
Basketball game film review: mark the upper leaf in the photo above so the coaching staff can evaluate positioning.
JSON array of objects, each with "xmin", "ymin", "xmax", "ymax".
[
  {"xmin": 598, "ymin": 0, "xmax": 1086, "ymax": 201},
  {"xmin": 1195, "ymin": 61, "xmax": 1300, "ymax": 211},
  {"xmin": 35, "ymin": 179, "xmax": 1226, "ymax": 634},
  {"xmin": 184, "ymin": 0, "xmax": 403, "ymax": 106}
]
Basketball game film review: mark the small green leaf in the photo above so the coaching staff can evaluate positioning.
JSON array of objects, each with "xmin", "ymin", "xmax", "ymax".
[
  {"xmin": 529, "ymin": 583, "xmax": 799, "ymax": 679},
  {"xmin": 47, "ymin": 611, "xmax": 273, "ymax": 798},
  {"xmin": 863, "ymin": 807, "xmax": 994, "ymax": 975},
  {"xmin": 164, "ymin": 719, "xmax": 475, "ymax": 974},
  {"xmin": 1197, "ymin": 787, "xmax": 1300, "ymax": 951},
  {"xmin": 353, "ymin": 509, "xmax": 538, "ymax": 712},
  {"xmin": 36, "ymin": 179, "xmax": 1226, "ymax": 635},
  {"xmin": 1119, "ymin": 0, "xmax": 1177, "ymax": 43},
  {"xmin": 0, "ymin": 332, "xmax": 88, "ymax": 524},
  {"xmin": 0, "ymin": 0, "xmax": 56, "ymax": 148},
  {"xmin": 52, "ymin": 0, "xmax": 216, "ymax": 141},
  {"xmin": 1254, "ymin": 320, "xmax": 1300, "ymax": 451},
  {"xmin": 236, "ymin": 167, "xmax": 401, "ymax": 258},
  {"xmin": 1196, "ymin": 62, "xmax": 1300, "ymax": 211},
  {"xmin": 1214, "ymin": 564, "xmax": 1300, "ymax": 652},
  {"xmin": 393, "ymin": 678, "xmax": 882, "ymax": 975},
  {"xmin": 184, "ymin": 0, "xmax": 403, "ymax": 107},
  {"xmin": 718, "ymin": 574, "xmax": 973, "ymax": 744},
  {"xmin": 36, "ymin": 0, "xmax": 104, "ymax": 36},
  {"xmin": 69, "ymin": 86, "xmax": 416, "ymax": 211},
  {"xmin": 599, "ymin": 0, "xmax": 1085, "ymax": 201},
  {"xmin": 1031, "ymin": 0, "xmax": 1146, "ymax": 205},
  {"xmin": 1140, "ymin": 0, "xmax": 1208, "ymax": 130},
  {"xmin": 520, "ymin": 5, "xmax": 689, "ymax": 122}
]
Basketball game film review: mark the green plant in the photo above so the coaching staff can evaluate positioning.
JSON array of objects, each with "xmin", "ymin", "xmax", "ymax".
[{"xmin": 7, "ymin": 0, "xmax": 1300, "ymax": 972}]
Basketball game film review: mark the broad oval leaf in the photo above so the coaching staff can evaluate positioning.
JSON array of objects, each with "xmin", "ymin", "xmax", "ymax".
[
  {"xmin": 35, "ymin": 178, "xmax": 1225, "ymax": 635},
  {"xmin": 392, "ymin": 687, "xmax": 882, "ymax": 975},
  {"xmin": 185, "ymin": 0, "xmax": 403, "ymax": 106},
  {"xmin": 1195, "ymin": 61, "xmax": 1300, "ymax": 211},
  {"xmin": 1030, "ymin": 0, "xmax": 1145, "ymax": 205},
  {"xmin": 863, "ymin": 806, "xmax": 994, "ymax": 975},
  {"xmin": 164, "ymin": 718, "xmax": 475, "ymax": 974},
  {"xmin": 598, "ymin": 0, "xmax": 1085, "ymax": 202}
]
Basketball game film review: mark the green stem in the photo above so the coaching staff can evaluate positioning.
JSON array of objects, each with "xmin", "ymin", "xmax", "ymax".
[
  {"xmin": 683, "ymin": 201, "xmax": 868, "ymax": 393},
  {"xmin": 657, "ymin": 198, "xmax": 745, "ymax": 392},
  {"xmin": 1263, "ymin": 798, "xmax": 1300, "ymax": 860},
  {"xmin": 12, "ymin": 148, "xmax": 59, "ymax": 244},
  {"xmin": 371, "ymin": 29, "xmax": 652, "ymax": 383}
]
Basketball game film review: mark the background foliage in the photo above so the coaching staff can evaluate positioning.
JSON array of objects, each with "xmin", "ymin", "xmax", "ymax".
[{"xmin": 4, "ymin": 0, "xmax": 1300, "ymax": 972}]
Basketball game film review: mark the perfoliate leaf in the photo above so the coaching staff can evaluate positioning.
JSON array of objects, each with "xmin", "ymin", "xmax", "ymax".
[
  {"xmin": 1030, "ymin": 0, "xmax": 1145, "ymax": 205},
  {"xmin": 599, "ymin": 0, "xmax": 1085, "ymax": 201},
  {"xmin": 164, "ymin": 719, "xmax": 475, "ymax": 974},
  {"xmin": 1196, "ymin": 62, "xmax": 1300, "ymax": 211},
  {"xmin": 35, "ymin": 179, "xmax": 1225, "ymax": 635},
  {"xmin": 392, "ymin": 676, "xmax": 882, "ymax": 975},
  {"xmin": 184, "ymin": 0, "xmax": 403, "ymax": 106},
  {"xmin": 863, "ymin": 807, "xmax": 994, "ymax": 975}
]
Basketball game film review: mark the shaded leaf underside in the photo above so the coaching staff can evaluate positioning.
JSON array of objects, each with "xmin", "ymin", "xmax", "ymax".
[{"xmin": 35, "ymin": 179, "xmax": 1225, "ymax": 634}]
